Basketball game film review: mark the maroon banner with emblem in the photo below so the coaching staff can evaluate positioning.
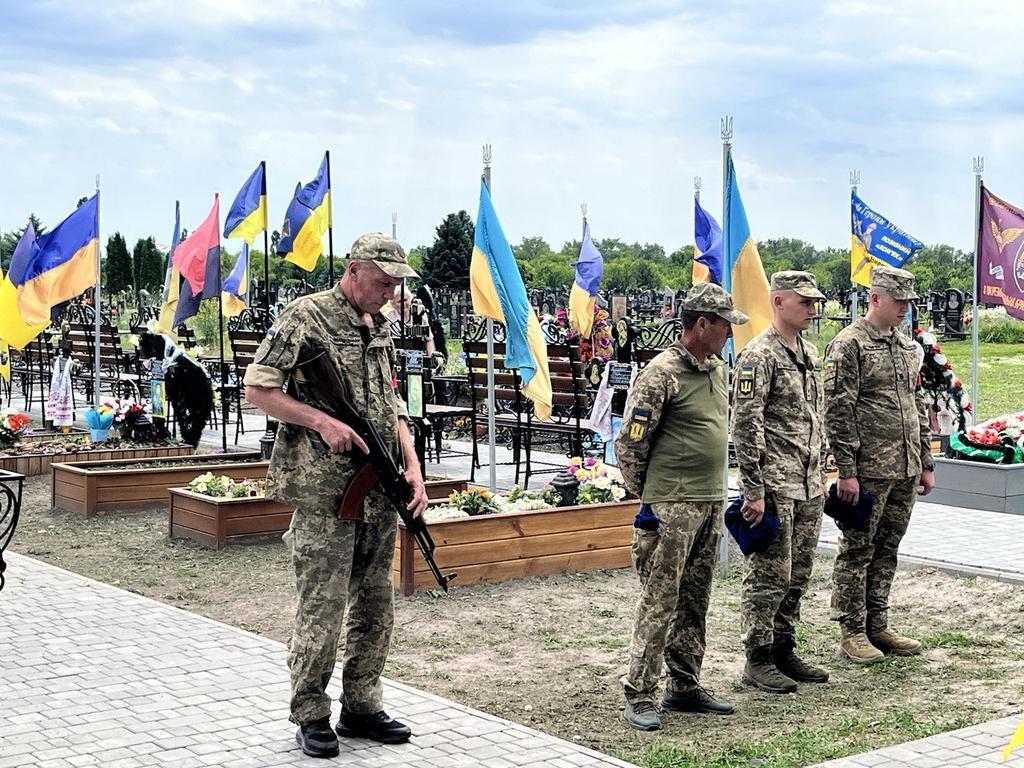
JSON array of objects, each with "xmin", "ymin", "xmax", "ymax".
[{"xmin": 978, "ymin": 186, "xmax": 1024, "ymax": 320}]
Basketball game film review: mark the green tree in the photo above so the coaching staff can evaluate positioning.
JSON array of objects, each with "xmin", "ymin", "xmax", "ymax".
[
  {"xmin": 407, "ymin": 244, "xmax": 428, "ymax": 276},
  {"xmin": 634, "ymin": 242, "xmax": 666, "ymax": 262},
  {"xmin": 512, "ymin": 236, "xmax": 552, "ymax": 261},
  {"xmin": 133, "ymin": 236, "xmax": 165, "ymax": 293},
  {"xmin": 105, "ymin": 232, "xmax": 133, "ymax": 293},
  {"xmin": 421, "ymin": 211, "xmax": 474, "ymax": 290}
]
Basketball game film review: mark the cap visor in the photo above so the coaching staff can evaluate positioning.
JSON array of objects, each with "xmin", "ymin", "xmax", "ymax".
[
  {"xmin": 720, "ymin": 309, "xmax": 750, "ymax": 325},
  {"xmin": 376, "ymin": 260, "xmax": 419, "ymax": 279},
  {"xmin": 793, "ymin": 286, "xmax": 826, "ymax": 300}
]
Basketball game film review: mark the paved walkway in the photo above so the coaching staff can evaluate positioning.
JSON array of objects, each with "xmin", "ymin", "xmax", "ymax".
[{"xmin": 0, "ymin": 552, "xmax": 635, "ymax": 768}]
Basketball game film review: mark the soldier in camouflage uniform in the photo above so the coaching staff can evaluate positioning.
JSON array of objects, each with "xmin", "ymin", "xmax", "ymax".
[
  {"xmin": 825, "ymin": 265, "xmax": 935, "ymax": 665},
  {"xmin": 614, "ymin": 282, "xmax": 748, "ymax": 731},
  {"xmin": 244, "ymin": 233, "xmax": 428, "ymax": 758},
  {"xmin": 732, "ymin": 271, "xmax": 830, "ymax": 694}
]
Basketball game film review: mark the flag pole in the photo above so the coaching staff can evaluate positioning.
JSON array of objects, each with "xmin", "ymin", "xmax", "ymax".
[
  {"xmin": 719, "ymin": 115, "xmax": 733, "ymax": 577},
  {"xmin": 214, "ymin": 194, "xmax": 228, "ymax": 452},
  {"xmin": 850, "ymin": 170, "xmax": 860, "ymax": 321},
  {"xmin": 261, "ymin": 160, "xmax": 270, "ymax": 317},
  {"xmin": 94, "ymin": 174, "xmax": 102, "ymax": 406},
  {"xmin": 971, "ymin": 156, "xmax": 984, "ymax": 417},
  {"xmin": 326, "ymin": 150, "xmax": 335, "ymax": 286},
  {"xmin": 483, "ymin": 144, "xmax": 497, "ymax": 493}
]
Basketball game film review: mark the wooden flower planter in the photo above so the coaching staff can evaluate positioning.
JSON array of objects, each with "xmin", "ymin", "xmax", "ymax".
[
  {"xmin": 393, "ymin": 499, "xmax": 639, "ymax": 595},
  {"xmin": 168, "ymin": 488, "xmax": 294, "ymax": 550},
  {"xmin": 1, "ymin": 443, "xmax": 193, "ymax": 478},
  {"xmin": 425, "ymin": 478, "xmax": 469, "ymax": 499},
  {"xmin": 51, "ymin": 451, "xmax": 265, "ymax": 517}
]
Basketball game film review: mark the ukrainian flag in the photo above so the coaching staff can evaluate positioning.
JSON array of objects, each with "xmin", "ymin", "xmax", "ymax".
[
  {"xmin": 568, "ymin": 219, "xmax": 603, "ymax": 337},
  {"xmin": 222, "ymin": 244, "xmax": 249, "ymax": 317},
  {"xmin": 693, "ymin": 195, "xmax": 723, "ymax": 285},
  {"xmin": 0, "ymin": 196, "xmax": 98, "ymax": 349},
  {"xmin": 158, "ymin": 201, "xmax": 182, "ymax": 334},
  {"xmin": 723, "ymin": 154, "xmax": 772, "ymax": 353},
  {"xmin": 224, "ymin": 162, "xmax": 267, "ymax": 245},
  {"xmin": 278, "ymin": 154, "xmax": 331, "ymax": 272},
  {"xmin": 469, "ymin": 178, "xmax": 552, "ymax": 421}
]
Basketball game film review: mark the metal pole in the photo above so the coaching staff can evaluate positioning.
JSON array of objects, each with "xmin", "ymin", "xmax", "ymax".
[
  {"xmin": 93, "ymin": 175, "xmax": 102, "ymax": 405},
  {"xmin": 326, "ymin": 150, "xmax": 334, "ymax": 285},
  {"xmin": 850, "ymin": 170, "xmax": 860, "ymax": 320},
  {"xmin": 261, "ymin": 160, "xmax": 270, "ymax": 316},
  {"xmin": 483, "ymin": 144, "xmax": 496, "ymax": 492},
  {"xmin": 694, "ymin": 176, "xmax": 701, "ymax": 205},
  {"xmin": 971, "ymin": 157, "xmax": 984, "ymax": 416},
  {"xmin": 215, "ymin": 193, "xmax": 228, "ymax": 453},
  {"xmin": 392, "ymin": 211, "xmax": 397, "ymax": 240},
  {"xmin": 718, "ymin": 117, "xmax": 733, "ymax": 577}
]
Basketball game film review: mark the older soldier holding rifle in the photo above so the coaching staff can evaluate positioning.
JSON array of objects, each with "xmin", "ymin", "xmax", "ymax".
[
  {"xmin": 244, "ymin": 233, "xmax": 428, "ymax": 758},
  {"xmin": 615, "ymin": 282, "xmax": 748, "ymax": 731},
  {"xmin": 825, "ymin": 265, "xmax": 935, "ymax": 665},
  {"xmin": 732, "ymin": 271, "xmax": 830, "ymax": 693}
]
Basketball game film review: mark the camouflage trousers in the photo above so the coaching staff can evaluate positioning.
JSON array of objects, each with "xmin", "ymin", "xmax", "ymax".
[
  {"xmin": 622, "ymin": 500, "xmax": 722, "ymax": 705},
  {"xmin": 830, "ymin": 477, "xmax": 917, "ymax": 634},
  {"xmin": 284, "ymin": 502, "xmax": 397, "ymax": 726},
  {"xmin": 740, "ymin": 494, "xmax": 823, "ymax": 649}
]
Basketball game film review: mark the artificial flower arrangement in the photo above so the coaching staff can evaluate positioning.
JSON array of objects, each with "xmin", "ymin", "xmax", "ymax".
[
  {"xmin": 914, "ymin": 329, "xmax": 972, "ymax": 434},
  {"xmin": 549, "ymin": 306, "xmax": 614, "ymax": 363},
  {"xmin": 101, "ymin": 397, "xmax": 145, "ymax": 426},
  {"xmin": 566, "ymin": 455, "xmax": 628, "ymax": 503},
  {"xmin": 0, "ymin": 408, "xmax": 32, "ymax": 449},
  {"xmin": 949, "ymin": 412, "xmax": 1024, "ymax": 465},
  {"xmin": 187, "ymin": 472, "xmax": 268, "ymax": 499}
]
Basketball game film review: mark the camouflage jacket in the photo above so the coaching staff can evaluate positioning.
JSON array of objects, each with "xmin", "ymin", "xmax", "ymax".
[
  {"xmin": 732, "ymin": 325, "xmax": 825, "ymax": 502},
  {"xmin": 824, "ymin": 317, "xmax": 933, "ymax": 480},
  {"xmin": 614, "ymin": 341, "xmax": 728, "ymax": 503},
  {"xmin": 243, "ymin": 285, "xmax": 408, "ymax": 514}
]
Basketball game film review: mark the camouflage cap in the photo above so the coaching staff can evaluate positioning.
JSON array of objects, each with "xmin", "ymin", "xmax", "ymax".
[
  {"xmin": 683, "ymin": 282, "xmax": 749, "ymax": 325},
  {"xmin": 770, "ymin": 270, "xmax": 825, "ymax": 299},
  {"xmin": 870, "ymin": 264, "xmax": 918, "ymax": 300},
  {"xmin": 348, "ymin": 232, "xmax": 419, "ymax": 279}
]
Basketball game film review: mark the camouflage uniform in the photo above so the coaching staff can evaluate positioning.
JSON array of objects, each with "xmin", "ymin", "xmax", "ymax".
[
  {"xmin": 733, "ymin": 301, "xmax": 825, "ymax": 649},
  {"xmin": 825, "ymin": 266, "xmax": 934, "ymax": 634},
  {"xmin": 614, "ymin": 283, "xmax": 748, "ymax": 705},
  {"xmin": 244, "ymin": 240, "xmax": 413, "ymax": 726}
]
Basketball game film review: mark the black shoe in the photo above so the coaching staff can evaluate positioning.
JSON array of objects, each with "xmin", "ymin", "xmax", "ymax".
[
  {"xmin": 295, "ymin": 717, "xmax": 340, "ymax": 758},
  {"xmin": 661, "ymin": 686, "xmax": 735, "ymax": 715},
  {"xmin": 335, "ymin": 709, "xmax": 412, "ymax": 744},
  {"xmin": 742, "ymin": 645, "xmax": 799, "ymax": 694},
  {"xmin": 772, "ymin": 645, "xmax": 830, "ymax": 684}
]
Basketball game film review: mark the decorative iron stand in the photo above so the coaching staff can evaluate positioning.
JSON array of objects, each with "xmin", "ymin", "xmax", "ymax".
[{"xmin": 0, "ymin": 469, "xmax": 26, "ymax": 592}]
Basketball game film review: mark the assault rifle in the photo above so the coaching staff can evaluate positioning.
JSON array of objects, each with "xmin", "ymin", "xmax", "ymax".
[{"xmin": 296, "ymin": 346, "xmax": 455, "ymax": 592}]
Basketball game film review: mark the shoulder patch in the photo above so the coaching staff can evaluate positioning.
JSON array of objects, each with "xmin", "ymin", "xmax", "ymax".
[
  {"xmin": 267, "ymin": 328, "xmax": 277, "ymax": 338},
  {"xmin": 627, "ymin": 408, "xmax": 651, "ymax": 441},
  {"xmin": 736, "ymin": 365, "xmax": 755, "ymax": 399},
  {"xmin": 824, "ymin": 357, "xmax": 838, "ymax": 393}
]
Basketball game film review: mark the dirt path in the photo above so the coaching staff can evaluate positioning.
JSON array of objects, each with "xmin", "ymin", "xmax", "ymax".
[{"xmin": 10, "ymin": 474, "xmax": 1024, "ymax": 767}]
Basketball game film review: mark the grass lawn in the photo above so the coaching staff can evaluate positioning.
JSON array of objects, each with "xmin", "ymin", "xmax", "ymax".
[{"xmin": 941, "ymin": 340, "xmax": 1023, "ymax": 420}]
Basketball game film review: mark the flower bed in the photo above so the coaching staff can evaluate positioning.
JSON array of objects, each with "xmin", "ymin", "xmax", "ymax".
[
  {"xmin": 169, "ymin": 473, "xmax": 288, "ymax": 549},
  {"xmin": 395, "ymin": 461, "xmax": 635, "ymax": 595},
  {"xmin": 932, "ymin": 411, "xmax": 1024, "ymax": 514},
  {"xmin": 1, "ymin": 436, "xmax": 192, "ymax": 477},
  {"xmin": 51, "ymin": 451, "xmax": 264, "ymax": 517}
]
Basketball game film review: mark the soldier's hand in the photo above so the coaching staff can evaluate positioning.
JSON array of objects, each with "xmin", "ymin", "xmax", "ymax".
[
  {"xmin": 837, "ymin": 476, "xmax": 860, "ymax": 504},
  {"xmin": 918, "ymin": 469, "xmax": 935, "ymax": 496},
  {"xmin": 405, "ymin": 468, "xmax": 428, "ymax": 518},
  {"xmin": 741, "ymin": 497, "xmax": 766, "ymax": 527},
  {"xmin": 319, "ymin": 418, "xmax": 369, "ymax": 455}
]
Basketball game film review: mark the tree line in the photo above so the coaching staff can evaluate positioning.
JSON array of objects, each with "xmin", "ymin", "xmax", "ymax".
[{"xmin": 1, "ymin": 210, "xmax": 974, "ymax": 301}]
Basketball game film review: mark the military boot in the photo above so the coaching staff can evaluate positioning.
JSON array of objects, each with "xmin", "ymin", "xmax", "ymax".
[
  {"xmin": 869, "ymin": 627, "xmax": 923, "ymax": 656},
  {"xmin": 772, "ymin": 643, "xmax": 830, "ymax": 684},
  {"xmin": 742, "ymin": 646, "xmax": 798, "ymax": 693},
  {"xmin": 838, "ymin": 628, "xmax": 885, "ymax": 665},
  {"xmin": 622, "ymin": 700, "xmax": 661, "ymax": 731}
]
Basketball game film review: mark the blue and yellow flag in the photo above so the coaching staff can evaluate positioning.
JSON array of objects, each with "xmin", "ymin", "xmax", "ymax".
[
  {"xmin": 224, "ymin": 162, "xmax": 267, "ymax": 245},
  {"xmin": 158, "ymin": 201, "xmax": 182, "ymax": 334},
  {"xmin": 724, "ymin": 154, "xmax": 771, "ymax": 353},
  {"xmin": 222, "ymin": 244, "xmax": 249, "ymax": 317},
  {"xmin": 851, "ymin": 191, "xmax": 923, "ymax": 288},
  {"xmin": 469, "ymin": 178, "xmax": 552, "ymax": 421},
  {"xmin": 0, "ymin": 197, "xmax": 98, "ymax": 349},
  {"xmin": 278, "ymin": 154, "xmax": 331, "ymax": 272},
  {"xmin": 693, "ymin": 195, "xmax": 724, "ymax": 285},
  {"xmin": 568, "ymin": 219, "xmax": 603, "ymax": 337}
]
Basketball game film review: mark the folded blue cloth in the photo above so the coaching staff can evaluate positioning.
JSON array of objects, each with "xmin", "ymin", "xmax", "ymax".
[
  {"xmin": 633, "ymin": 503, "xmax": 659, "ymax": 531},
  {"xmin": 824, "ymin": 484, "xmax": 875, "ymax": 532},
  {"xmin": 724, "ymin": 495, "xmax": 781, "ymax": 556}
]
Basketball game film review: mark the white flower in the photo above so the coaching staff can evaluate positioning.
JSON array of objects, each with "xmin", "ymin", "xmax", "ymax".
[
  {"xmin": 591, "ymin": 476, "xmax": 611, "ymax": 490},
  {"xmin": 611, "ymin": 485, "xmax": 626, "ymax": 501}
]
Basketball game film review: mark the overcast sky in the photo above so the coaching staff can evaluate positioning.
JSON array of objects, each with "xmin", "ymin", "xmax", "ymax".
[{"xmin": 2, "ymin": 1, "xmax": 1022, "ymax": 257}]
